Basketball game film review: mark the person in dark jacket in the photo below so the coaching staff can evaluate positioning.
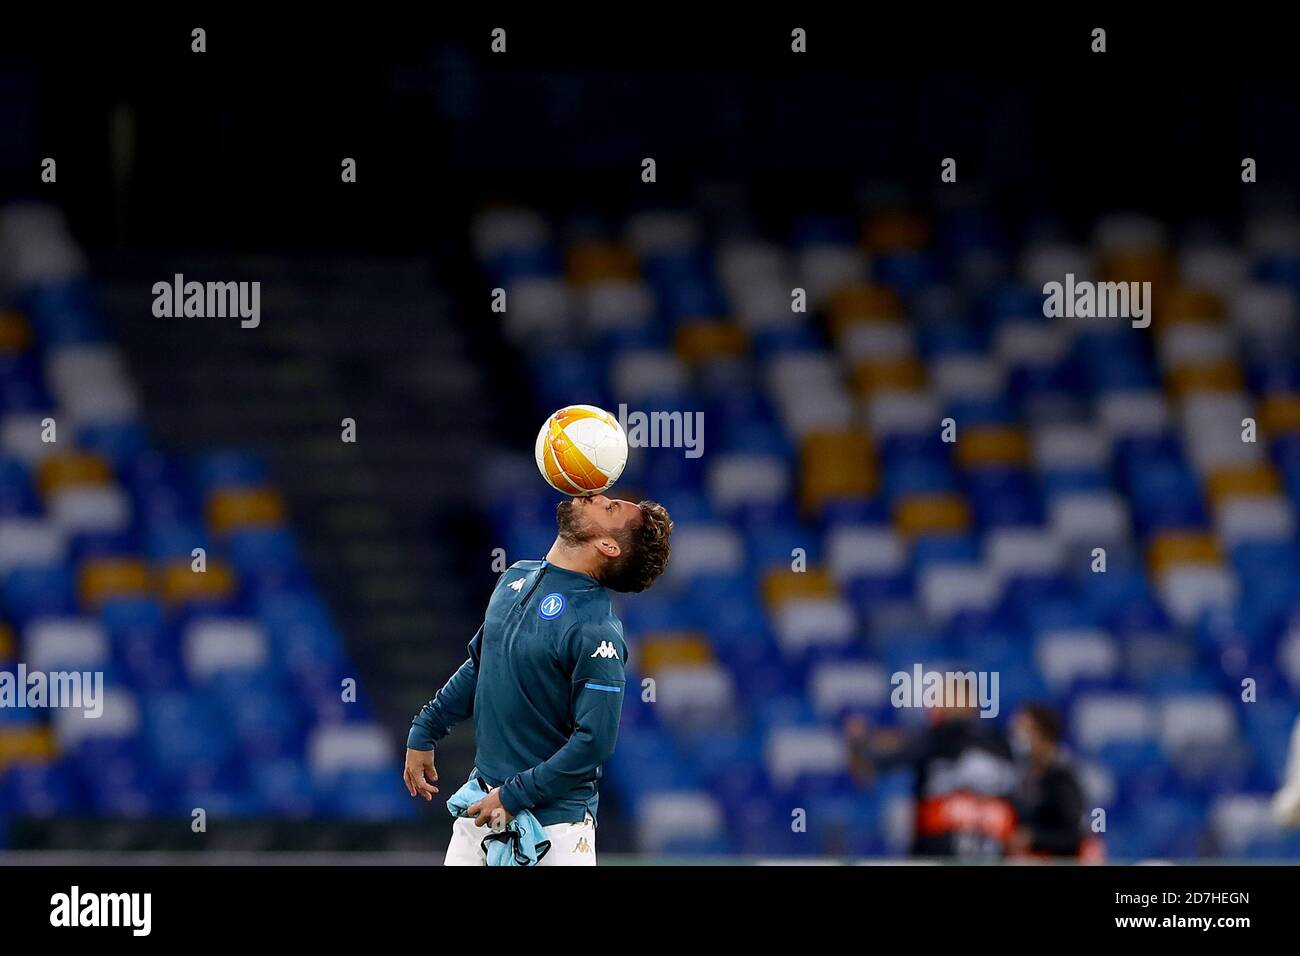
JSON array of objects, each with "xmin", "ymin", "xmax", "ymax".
[
  {"xmin": 1008, "ymin": 703, "xmax": 1088, "ymax": 859},
  {"xmin": 846, "ymin": 702, "xmax": 1018, "ymax": 860}
]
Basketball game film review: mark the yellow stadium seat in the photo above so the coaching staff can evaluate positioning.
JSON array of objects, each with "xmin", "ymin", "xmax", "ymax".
[
  {"xmin": 829, "ymin": 283, "xmax": 902, "ymax": 338},
  {"xmin": 1161, "ymin": 287, "xmax": 1225, "ymax": 325},
  {"xmin": 1148, "ymin": 532, "xmax": 1221, "ymax": 577},
  {"xmin": 1260, "ymin": 394, "xmax": 1300, "ymax": 435},
  {"xmin": 1167, "ymin": 362, "xmax": 1245, "ymax": 398},
  {"xmin": 852, "ymin": 356, "xmax": 925, "ymax": 394},
  {"xmin": 566, "ymin": 242, "xmax": 639, "ymax": 286},
  {"xmin": 160, "ymin": 558, "xmax": 237, "ymax": 605},
  {"xmin": 762, "ymin": 567, "xmax": 837, "ymax": 606},
  {"xmin": 1102, "ymin": 250, "xmax": 1174, "ymax": 292},
  {"xmin": 1206, "ymin": 464, "xmax": 1282, "ymax": 506},
  {"xmin": 36, "ymin": 452, "xmax": 113, "ymax": 498},
  {"xmin": 0, "ymin": 726, "xmax": 57, "ymax": 770},
  {"xmin": 79, "ymin": 557, "xmax": 153, "ymax": 608},
  {"xmin": 0, "ymin": 309, "xmax": 32, "ymax": 352},
  {"xmin": 955, "ymin": 426, "xmax": 1030, "ymax": 469},
  {"xmin": 894, "ymin": 493, "xmax": 971, "ymax": 538},
  {"xmin": 800, "ymin": 430, "xmax": 876, "ymax": 513},
  {"xmin": 1101, "ymin": 250, "xmax": 1175, "ymax": 327},
  {"xmin": 637, "ymin": 632, "xmax": 713, "ymax": 675},
  {"xmin": 862, "ymin": 212, "xmax": 929, "ymax": 254},
  {"xmin": 207, "ymin": 487, "xmax": 286, "ymax": 534},
  {"xmin": 675, "ymin": 321, "xmax": 747, "ymax": 362}
]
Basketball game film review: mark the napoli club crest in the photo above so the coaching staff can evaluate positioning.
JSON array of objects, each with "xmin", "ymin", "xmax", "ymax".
[{"xmin": 538, "ymin": 592, "xmax": 566, "ymax": 620}]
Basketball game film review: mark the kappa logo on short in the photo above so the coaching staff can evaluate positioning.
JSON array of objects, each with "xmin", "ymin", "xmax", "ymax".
[
  {"xmin": 573, "ymin": 836, "xmax": 592, "ymax": 854},
  {"xmin": 538, "ymin": 592, "xmax": 566, "ymax": 620},
  {"xmin": 589, "ymin": 641, "xmax": 619, "ymax": 659},
  {"xmin": 507, "ymin": 578, "xmax": 524, "ymax": 591}
]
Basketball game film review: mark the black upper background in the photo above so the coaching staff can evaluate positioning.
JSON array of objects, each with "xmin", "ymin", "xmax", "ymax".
[{"xmin": 2, "ymin": 12, "xmax": 1298, "ymax": 261}]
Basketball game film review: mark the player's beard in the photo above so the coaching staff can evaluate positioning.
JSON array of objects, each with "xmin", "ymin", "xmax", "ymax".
[{"xmin": 555, "ymin": 499, "xmax": 594, "ymax": 545}]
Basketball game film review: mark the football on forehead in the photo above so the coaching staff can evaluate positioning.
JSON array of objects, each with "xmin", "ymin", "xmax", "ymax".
[{"xmin": 534, "ymin": 404, "xmax": 629, "ymax": 496}]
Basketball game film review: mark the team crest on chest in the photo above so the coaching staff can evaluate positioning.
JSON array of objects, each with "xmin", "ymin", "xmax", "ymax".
[{"xmin": 538, "ymin": 592, "xmax": 566, "ymax": 620}]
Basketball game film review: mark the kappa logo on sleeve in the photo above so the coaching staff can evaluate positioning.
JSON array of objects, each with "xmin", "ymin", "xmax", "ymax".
[
  {"xmin": 507, "ymin": 578, "xmax": 525, "ymax": 591},
  {"xmin": 589, "ymin": 641, "xmax": 620, "ymax": 659}
]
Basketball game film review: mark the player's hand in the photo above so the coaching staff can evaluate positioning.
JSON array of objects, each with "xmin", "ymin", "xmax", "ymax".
[
  {"xmin": 403, "ymin": 748, "xmax": 439, "ymax": 800},
  {"xmin": 466, "ymin": 787, "xmax": 514, "ymax": 830}
]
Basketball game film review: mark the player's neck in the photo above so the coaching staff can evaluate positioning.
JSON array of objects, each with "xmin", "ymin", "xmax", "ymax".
[{"xmin": 545, "ymin": 538, "xmax": 601, "ymax": 581}]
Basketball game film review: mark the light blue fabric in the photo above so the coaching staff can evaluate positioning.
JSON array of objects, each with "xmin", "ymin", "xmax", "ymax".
[{"xmin": 447, "ymin": 775, "xmax": 551, "ymax": 866}]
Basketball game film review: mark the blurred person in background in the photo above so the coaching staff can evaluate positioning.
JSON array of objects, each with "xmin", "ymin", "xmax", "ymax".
[
  {"xmin": 846, "ymin": 700, "xmax": 1017, "ymax": 860},
  {"xmin": 1006, "ymin": 703, "xmax": 1095, "ymax": 861}
]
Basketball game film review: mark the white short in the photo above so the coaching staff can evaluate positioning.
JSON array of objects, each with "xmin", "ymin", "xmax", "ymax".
[{"xmin": 442, "ymin": 813, "xmax": 597, "ymax": 866}]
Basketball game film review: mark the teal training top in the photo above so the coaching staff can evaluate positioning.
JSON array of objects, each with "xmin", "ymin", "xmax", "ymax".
[{"xmin": 407, "ymin": 560, "xmax": 628, "ymax": 826}]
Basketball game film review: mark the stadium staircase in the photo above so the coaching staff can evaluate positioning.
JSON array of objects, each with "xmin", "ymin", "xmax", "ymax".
[{"xmin": 98, "ymin": 256, "xmax": 493, "ymax": 771}]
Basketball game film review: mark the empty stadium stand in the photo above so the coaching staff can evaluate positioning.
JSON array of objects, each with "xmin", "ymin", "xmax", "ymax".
[{"xmin": 475, "ymin": 201, "xmax": 1300, "ymax": 859}]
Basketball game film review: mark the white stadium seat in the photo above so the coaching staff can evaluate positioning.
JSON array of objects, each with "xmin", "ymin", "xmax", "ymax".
[
  {"xmin": 654, "ymin": 664, "xmax": 737, "ymax": 728},
  {"xmin": 866, "ymin": 390, "xmax": 942, "ymax": 437},
  {"xmin": 636, "ymin": 791, "xmax": 725, "ymax": 852},
  {"xmin": 182, "ymin": 618, "xmax": 270, "ymax": 681},
  {"xmin": 664, "ymin": 525, "xmax": 746, "ymax": 581},
  {"xmin": 826, "ymin": 525, "xmax": 907, "ymax": 579},
  {"xmin": 1071, "ymin": 694, "xmax": 1155, "ymax": 751},
  {"xmin": 580, "ymin": 280, "xmax": 653, "ymax": 334},
  {"xmin": 1048, "ymin": 491, "xmax": 1130, "ymax": 543},
  {"xmin": 1158, "ymin": 694, "xmax": 1237, "ymax": 755},
  {"xmin": 56, "ymin": 687, "xmax": 139, "ymax": 747},
  {"xmin": 764, "ymin": 726, "xmax": 849, "ymax": 787},
  {"xmin": 0, "ymin": 518, "xmax": 66, "ymax": 573},
  {"xmin": 503, "ymin": 276, "xmax": 572, "ymax": 343},
  {"xmin": 624, "ymin": 210, "xmax": 700, "ymax": 256},
  {"xmin": 25, "ymin": 616, "xmax": 110, "ymax": 671},
  {"xmin": 986, "ymin": 527, "xmax": 1066, "ymax": 578},
  {"xmin": 798, "ymin": 244, "xmax": 868, "ymax": 310},
  {"xmin": 707, "ymin": 454, "xmax": 789, "ymax": 511},
  {"xmin": 1157, "ymin": 565, "xmax": 1238, "ymax": 627},
  {"xmin": 809, "ymin": 660, "xmax": 891, "ymax": 717},
  {"xmin": 772, "ymin": 598, "xmax": 856, "ymax": 654},
  {"xmin": 612, "ymin": 350, "xmax": 689, "ymax": 400},
  {"xmin": 471, "ymin": 207, "xmax": 550, "ymax": 261},
  {"xmin": 918, "ymin": 564, "xmax": 1000, "ymax": 623},
  {"xmin": 1035, "ymin": 629, "xmax": 1121, "ymax": 690},
  {"xmin": 48, "ymin": 486, "xmax": 132, "ymax": 534},
  {"xmin": 308, "ymin": 723, "xmax": 392, "ymax": 777}
]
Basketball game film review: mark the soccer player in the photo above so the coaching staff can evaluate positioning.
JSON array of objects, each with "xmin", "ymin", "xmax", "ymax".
[{"xmin": 403, "ymin": 494, "xmax": 673, "ymax": 865}]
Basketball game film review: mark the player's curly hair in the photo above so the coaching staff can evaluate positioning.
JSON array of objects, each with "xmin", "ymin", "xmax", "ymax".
[{"xmin": 603, "ymin": 499, "xmax": 673, "ymax": 593}]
